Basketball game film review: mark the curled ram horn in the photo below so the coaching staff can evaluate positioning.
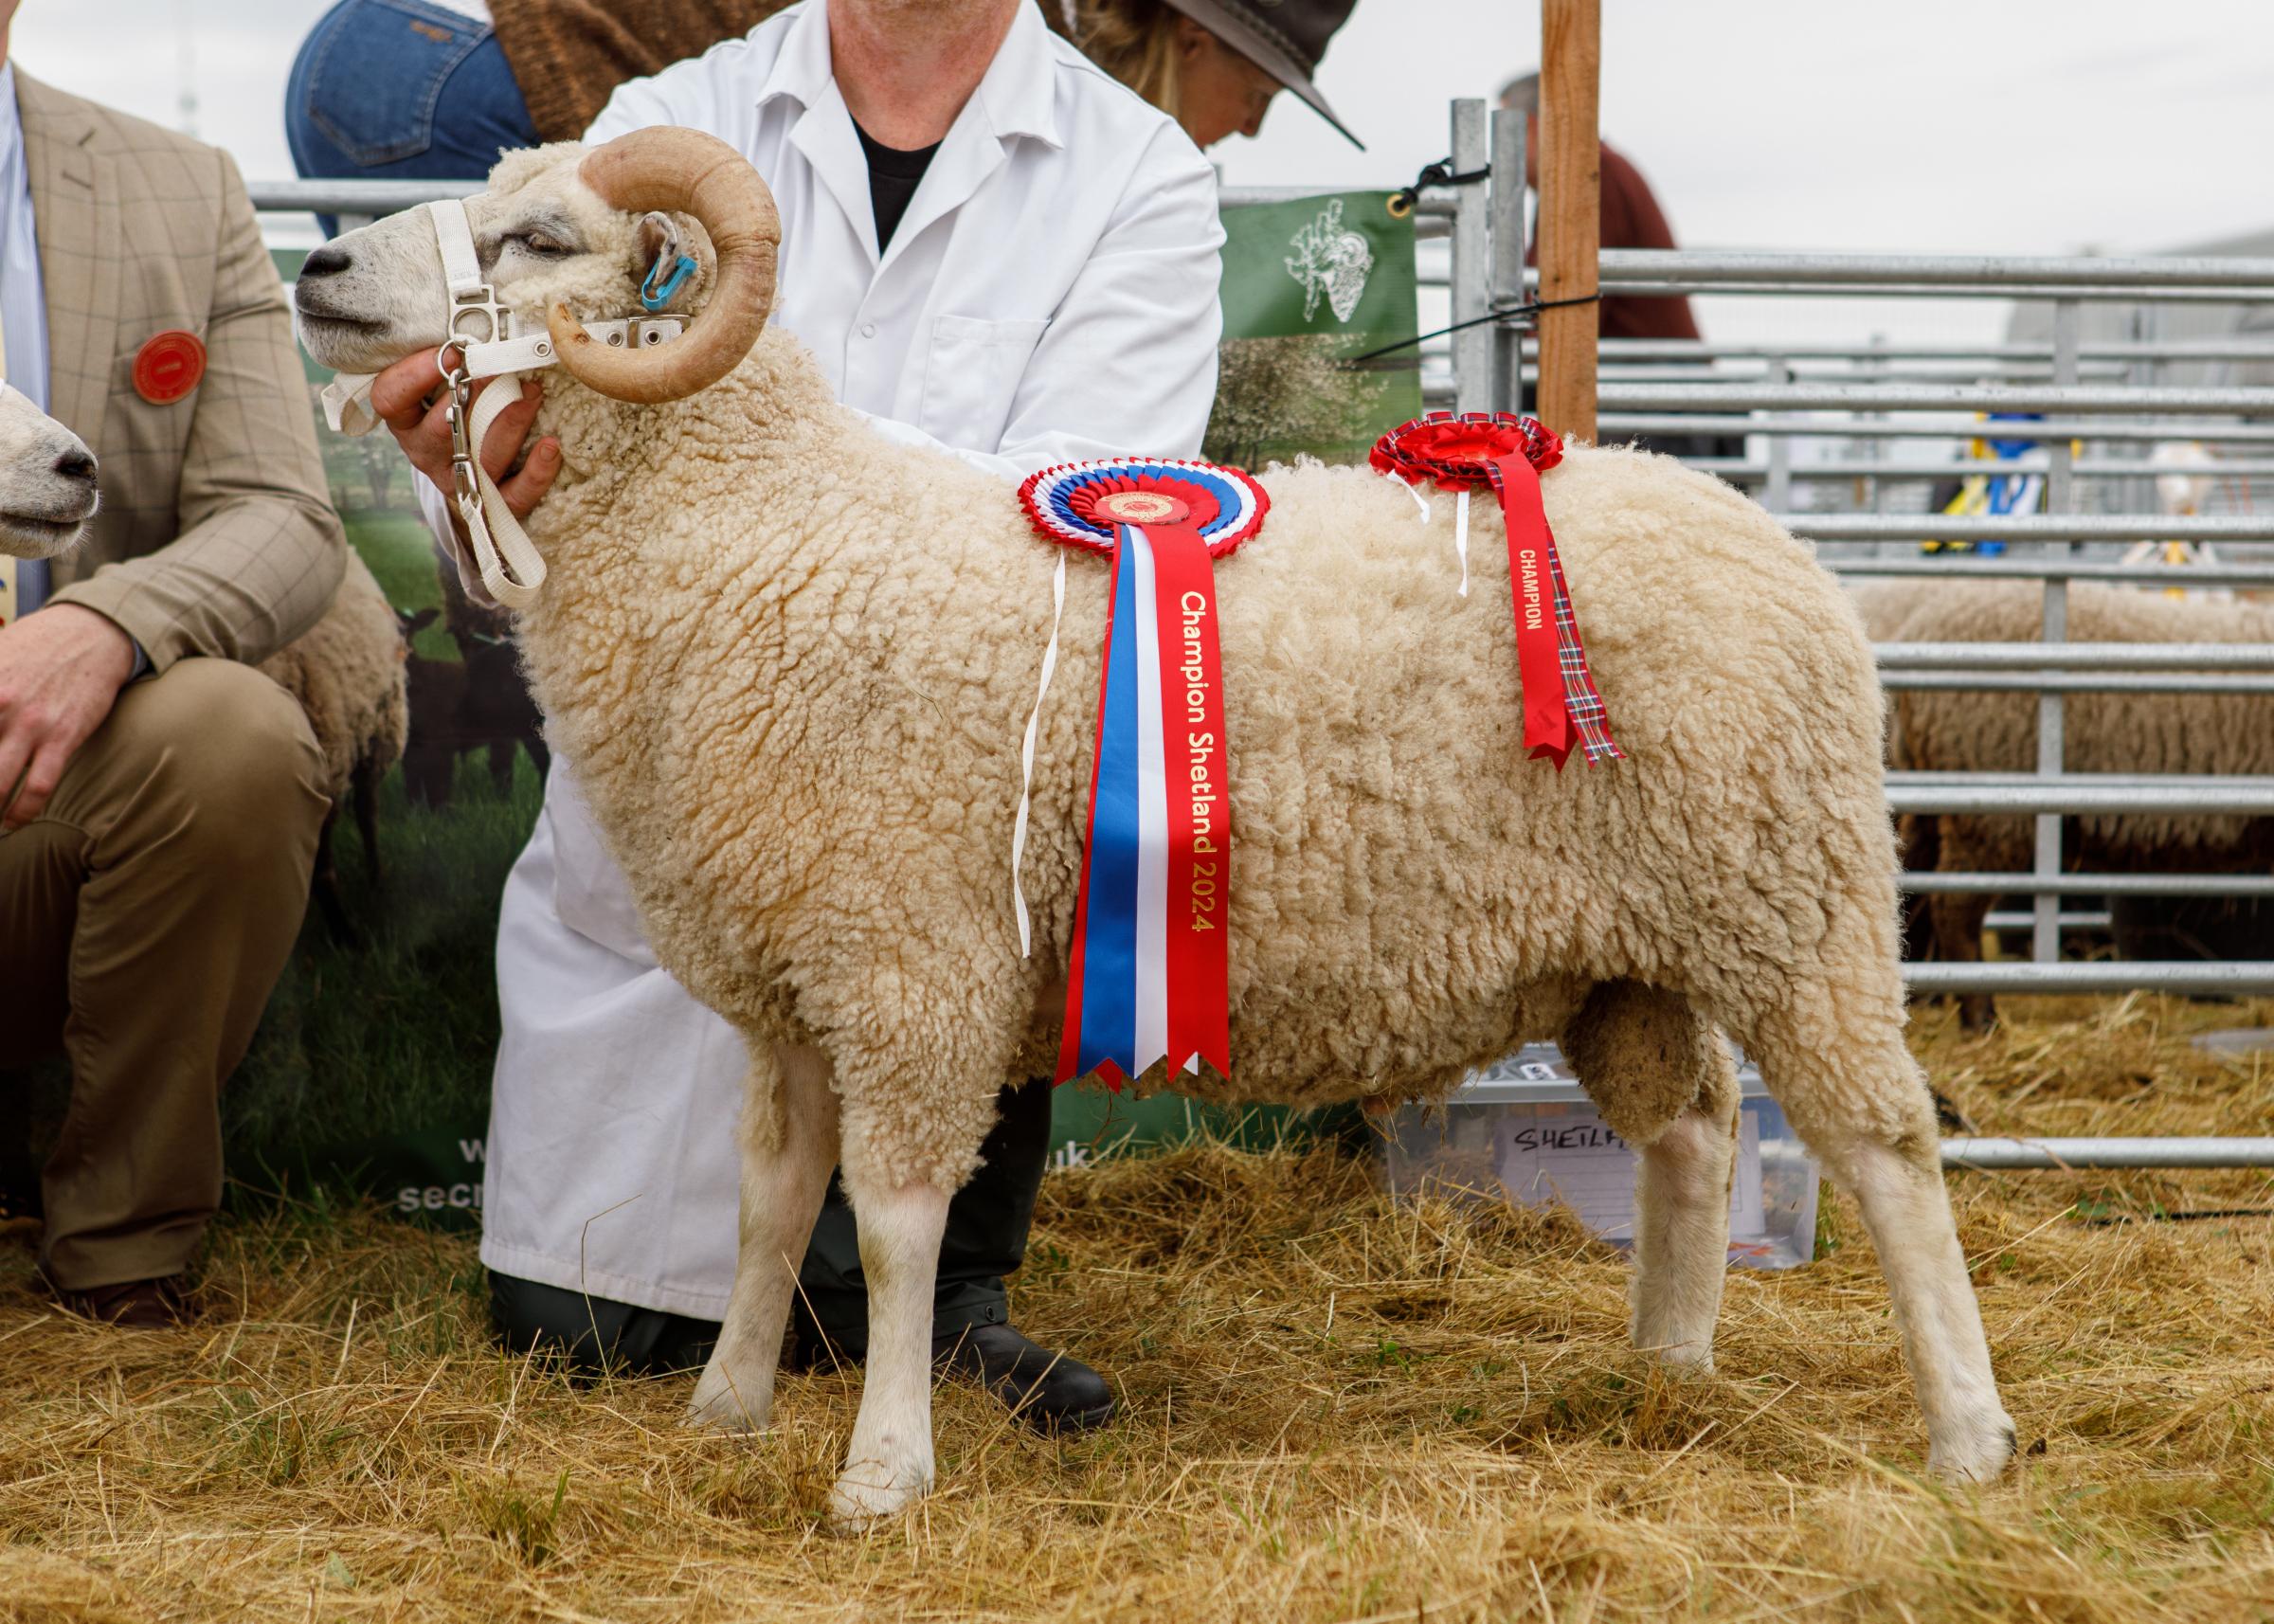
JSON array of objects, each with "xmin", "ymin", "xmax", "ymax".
[{"xmin": 548, "ymin": 127, "xmax": 781, "ymax": 404}]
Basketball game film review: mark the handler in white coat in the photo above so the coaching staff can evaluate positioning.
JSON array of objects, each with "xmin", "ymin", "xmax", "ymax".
[{"xmin": 374, "ymin": 0, "xmax": 1222, "ymax": 1425}]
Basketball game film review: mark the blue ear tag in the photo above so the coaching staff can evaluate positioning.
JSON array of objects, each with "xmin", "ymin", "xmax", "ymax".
[{"xmin": 641, "ymin": 253, "xmax": 698, "ymax": 312}]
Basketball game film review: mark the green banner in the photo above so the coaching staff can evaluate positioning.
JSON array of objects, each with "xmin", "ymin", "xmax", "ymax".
[{"xmin": 1206, "ymin": 189, "xmax": 1422, "ymax": 471}]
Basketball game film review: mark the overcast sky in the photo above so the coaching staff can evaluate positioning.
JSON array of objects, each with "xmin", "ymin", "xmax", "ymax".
[{"xmin": 14, "ymin": 0, "xmax": 2271, "ymax": 343}]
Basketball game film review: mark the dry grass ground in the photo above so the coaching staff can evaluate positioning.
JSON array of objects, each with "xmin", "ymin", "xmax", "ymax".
[{"xmin": 4, "ymin": 995, "xmax": 2271, "ymax": 1623}]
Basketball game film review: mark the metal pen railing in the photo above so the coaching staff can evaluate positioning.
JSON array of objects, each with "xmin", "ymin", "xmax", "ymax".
[{"xmin": 1428, "ymin": 100, "xmax": 2274, "ymax": 1179}]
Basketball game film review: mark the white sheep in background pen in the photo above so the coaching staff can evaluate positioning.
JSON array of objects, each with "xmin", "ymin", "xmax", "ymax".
[
  {"xmin": 0, "ymin": 385, "xmax": 404, "ymax": 933},
  {"xmin": 295, "ymin": 130, "xmax": 2017, "ymax": 1524},
  {"xmin": 1857, "ymin": 578, "xmax": 2274, "ymax": 1030},
  {"xmin": 0, "ymin": 386, "xmax": 99, "ymax": 558}
]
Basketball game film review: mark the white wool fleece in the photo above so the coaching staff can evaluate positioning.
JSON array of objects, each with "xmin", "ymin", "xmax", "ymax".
[{"xmin": 496, "ymin": 317, "xmax": 1936, "ymax": 1195}]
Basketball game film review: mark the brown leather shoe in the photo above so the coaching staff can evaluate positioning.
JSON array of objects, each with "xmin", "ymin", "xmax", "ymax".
[{"xmin": 53, "ymin": 1275, "xmax": 198, "ymax": 1328}]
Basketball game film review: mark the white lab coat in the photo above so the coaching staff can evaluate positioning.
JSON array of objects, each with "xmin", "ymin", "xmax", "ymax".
[{"xmin": 465, "ymin": 0, "xmax": 1224, "ymax": 1318}]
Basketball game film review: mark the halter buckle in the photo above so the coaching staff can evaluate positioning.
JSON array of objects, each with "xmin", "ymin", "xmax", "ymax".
[{"xmin": 447, "ymin": 286, "xmax": 509, "ymax": 349}]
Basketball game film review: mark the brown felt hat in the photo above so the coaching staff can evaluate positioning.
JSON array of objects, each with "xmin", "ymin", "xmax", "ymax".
[{"xmin": 1162, "ymin": 0, "xmax": 1364, "ymax": 149}]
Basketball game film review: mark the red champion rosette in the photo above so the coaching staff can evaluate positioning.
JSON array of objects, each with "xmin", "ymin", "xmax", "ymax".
[{"xmin": 1371, "ymin": 412, "xmax": 1623, "ymax": 769}]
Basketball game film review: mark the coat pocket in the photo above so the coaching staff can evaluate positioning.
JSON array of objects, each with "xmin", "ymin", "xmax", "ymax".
[{"xmin": 915, "ymin": 315, "xmax": 1049, "ymax": 451}]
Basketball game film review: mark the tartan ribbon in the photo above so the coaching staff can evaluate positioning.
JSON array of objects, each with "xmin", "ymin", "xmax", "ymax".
[{"xmin": 1370, "ymin": 412, "xmax": 1624, "ymax": 768}]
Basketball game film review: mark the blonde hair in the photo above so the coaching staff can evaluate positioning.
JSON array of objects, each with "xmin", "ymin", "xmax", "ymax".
[{"xmin": 1068, "ymin": 0, "xmax": 1187, "ymax": 128}]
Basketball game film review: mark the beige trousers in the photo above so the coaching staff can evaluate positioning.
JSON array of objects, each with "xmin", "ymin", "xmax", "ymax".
[{"xmin": 0, "ymin": 658, "xmax": 327, "ymax": 1289}]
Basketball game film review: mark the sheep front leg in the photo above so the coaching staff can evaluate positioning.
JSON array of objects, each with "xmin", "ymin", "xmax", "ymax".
[
  {"xmin": 827, "ymin": 1161, "xmax": 953, "ymax": 1526},
  {"xmin": 689, "ymin": 1043, "xmax": 839, "ymax": 1433}
]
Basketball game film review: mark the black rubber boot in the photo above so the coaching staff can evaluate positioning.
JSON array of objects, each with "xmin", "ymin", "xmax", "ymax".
[{"xmin": 932, "ymin": 1323, "xmax": 1115, "ymax": 1435}]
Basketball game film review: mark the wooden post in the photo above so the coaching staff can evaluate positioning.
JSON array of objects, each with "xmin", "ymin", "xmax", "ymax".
[{"xmin": 1536, "ymin": 0, "xmax": 1600, "ymax": 440}]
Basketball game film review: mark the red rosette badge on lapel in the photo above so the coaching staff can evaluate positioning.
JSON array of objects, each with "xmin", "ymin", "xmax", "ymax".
[
  {"xmin": 1020, "ymin": 458, "xmax": 1269, "ymax": 1092},
  {"xmin": 1372, "ymin": 412, "xmax": 1624, "ymax": 769}
]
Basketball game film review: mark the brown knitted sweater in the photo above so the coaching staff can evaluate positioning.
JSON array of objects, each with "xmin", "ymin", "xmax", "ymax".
[{"xmin": 488, "ymin": 0, "xmax": 796, "ymax": 141}]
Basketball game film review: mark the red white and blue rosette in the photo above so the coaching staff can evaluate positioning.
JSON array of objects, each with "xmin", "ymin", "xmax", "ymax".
[
  {"xmin": 1020, "ymin": 458, "xmax": 1268, "ymax": 560},
  {"xmin": 1371, "ymin": 412, "xmax": 1623, "ymax": 769},
  {"xmin": 1018, "ymin": 458, "xmax": 1269, "ymax": 1091}
]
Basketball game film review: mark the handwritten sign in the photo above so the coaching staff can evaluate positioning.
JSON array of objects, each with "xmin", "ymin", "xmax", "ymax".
[{"xmin": 1492, "ymin": 1102, "xmax": 1765, "ymax": 1241}]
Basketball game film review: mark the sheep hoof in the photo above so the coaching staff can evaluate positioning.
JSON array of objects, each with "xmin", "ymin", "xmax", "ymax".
[
  {"xmin": 827, "ymin": 1463, "xmax": 931, "ymax": 1528},
  {"xmin": 1957, "ymin": 996, "xmax": 1999, "ymax": 1035},
  {"xmin": 1927, "ymin": 1413, "xmax": 2019, "ymax": 1484},
  {"xmin": 685, "ymin": 1379, "xmax": 768, "ymax": 1435}
]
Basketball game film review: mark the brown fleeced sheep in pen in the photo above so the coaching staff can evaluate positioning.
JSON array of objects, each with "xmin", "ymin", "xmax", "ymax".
[
  {"xmin": 295, "ymin": 130, "xmax": 2017, "ymax": 1524},
  {"xmin": 1856, "ymin": 578, "xmax": 2274, "ymax": 1030},
  {"xmin": 257, "ymin": 550, "xmax": 408, "ymax": 934}
]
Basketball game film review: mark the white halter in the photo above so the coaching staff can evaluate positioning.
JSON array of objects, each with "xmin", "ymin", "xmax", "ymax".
[{"xmin": 320, "ymin": 198, "xmax": 686, "ymax": 611}]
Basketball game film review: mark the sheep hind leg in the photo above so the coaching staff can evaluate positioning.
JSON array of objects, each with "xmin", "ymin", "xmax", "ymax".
[
  {"xmin": 1563, "ymin": 981, "xmax": 1738, "ymax": 1369},
  {"xmin": 1734, "ymin": 975, "xmax": 2014, "ymax": 1483},
  {"xmin": 688, "ymin": 1043, "xmax": 839, "ymax": 1434}
]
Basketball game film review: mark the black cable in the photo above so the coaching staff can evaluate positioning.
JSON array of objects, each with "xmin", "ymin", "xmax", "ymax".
[
  {"xmin": 1386, "ymin": 156, "xmax": 1490, "ymax": 218},
  {"xmin": 1343, "ymin": 293, "xmax": 1602, "ymax": 367}
]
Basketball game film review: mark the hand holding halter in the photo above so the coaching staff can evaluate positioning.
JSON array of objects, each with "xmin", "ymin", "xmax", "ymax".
[{"xmin": 438, "ymin": 335, "xmax": 551, "ymax": 611}]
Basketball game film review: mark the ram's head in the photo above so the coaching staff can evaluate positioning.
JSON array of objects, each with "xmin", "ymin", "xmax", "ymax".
[
  {"xmin": 0, "ymin": 386, "xmax": 99, "ymax": 559},
  {"xmin": 293, "ymin": 128, "xmax": 781, "ymax": 404}
]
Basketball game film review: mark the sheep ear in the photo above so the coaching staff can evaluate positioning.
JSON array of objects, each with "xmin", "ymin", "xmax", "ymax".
[{"xmin": 636, "ymin": 211, "xmax": 687, "ymax": 278}]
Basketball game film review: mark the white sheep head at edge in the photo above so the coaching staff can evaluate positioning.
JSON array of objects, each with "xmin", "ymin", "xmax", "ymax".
[
  {"xmin": 0, "ymin": 385, "xmax": 99, "ymax": 558},
  {"xmin": 293, "ymin": 127, "xmax": 779, "ymax": 407}
]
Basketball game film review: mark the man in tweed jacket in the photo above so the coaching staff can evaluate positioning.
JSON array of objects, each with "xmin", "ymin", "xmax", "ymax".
[{"xmin": 0, "ymin": 57, "xmax": 344, "ymax": 1327}]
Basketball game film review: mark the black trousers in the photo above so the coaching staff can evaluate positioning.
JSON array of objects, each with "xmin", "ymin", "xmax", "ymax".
[{"xmin": 490, "ymin": 1075, "xmax": 1056, "ymax": 1374}]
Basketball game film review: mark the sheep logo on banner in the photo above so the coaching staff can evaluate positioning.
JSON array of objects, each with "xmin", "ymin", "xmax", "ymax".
[{"xmin": 1284, "ymin": 199, "xmax": 1375, "ymax": 324}]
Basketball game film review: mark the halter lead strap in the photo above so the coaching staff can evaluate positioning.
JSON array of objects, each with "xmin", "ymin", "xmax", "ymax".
[{"xmin": 416, "ymin": 197, "xmax": 686, "ymax": 610}]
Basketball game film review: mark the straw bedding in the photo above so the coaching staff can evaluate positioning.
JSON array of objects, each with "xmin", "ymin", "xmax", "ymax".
[{"xmin": 3, "ymin": 996, "xmax": 2269, "ymax": 1622}]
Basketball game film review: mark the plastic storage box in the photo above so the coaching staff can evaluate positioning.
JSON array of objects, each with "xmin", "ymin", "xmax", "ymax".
[{"xmin": 1380, "ymin": 1044, "xmax": 1821, "ymax": 1269}]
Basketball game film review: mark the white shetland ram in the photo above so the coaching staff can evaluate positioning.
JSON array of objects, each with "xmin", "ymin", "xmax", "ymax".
[
  {"xmin": 0, "ymin": 385, "xmax": 99, "ymax": 558},
  {"xmin": 295, "ymin": 131, "xmax": 2016, "ymax": 1522}
]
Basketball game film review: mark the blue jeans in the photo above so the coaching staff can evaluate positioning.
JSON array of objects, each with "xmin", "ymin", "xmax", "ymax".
[{"xmin": 286, "ymin": 0, "xmax": 540, "ymax": 231}]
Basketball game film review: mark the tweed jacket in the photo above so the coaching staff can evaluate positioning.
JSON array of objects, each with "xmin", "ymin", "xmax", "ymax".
[{"xmin": 23, "ymin": 72, "xmax": 342, "ymax": 671}]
